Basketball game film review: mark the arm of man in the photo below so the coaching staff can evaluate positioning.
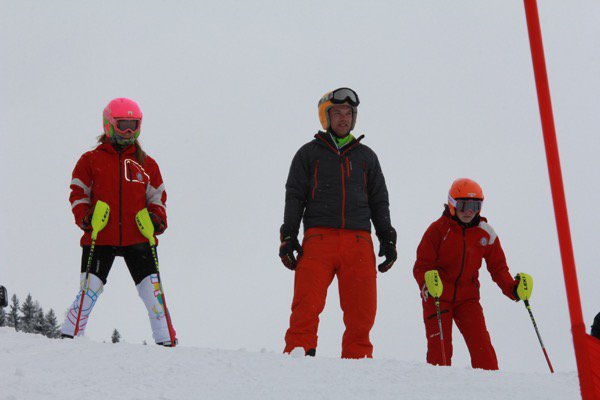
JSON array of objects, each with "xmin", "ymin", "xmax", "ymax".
[
  {"xmin": 282, "ymin": 146, "xmax": 310, "ymax": 236},
  {"xmin": 367, "ymin": 150, "xmax": 397, "ymax": 272},
  {"xmin": 279, "ymin": 146, "xmax": 310, "ymax": 270},
  {"xmin": 366, "ymin": 151, "xmax": 392, "ymax": 235}
]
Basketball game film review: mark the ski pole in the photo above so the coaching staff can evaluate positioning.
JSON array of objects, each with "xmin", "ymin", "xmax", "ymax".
[
  {"xmin": 524, "ymin": 299, "xmax": 554, "ymax": 373},
  {"xmin": 435, "ymin": 298, "xmax": 447, "ymax": 366},
  {"xmin": 74, "ymin": 200, "xmax": 110, "ymax": 336},
  {"xmin": 135, "ymin": 208, "xmax": 177, "ymax": 346},
  {"xmin": 425, "ymin": 270, "xmax": 447, "ymax": 366}
]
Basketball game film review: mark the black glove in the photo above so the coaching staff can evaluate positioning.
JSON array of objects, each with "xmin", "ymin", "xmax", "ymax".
[
  {"xmin": 512, "ymin": 283, "xmax": 521, "ymax": 302},
  {"xmin": 150, "ymin": 212, "xmax": 166, "ymax": 235},
  {"xmin": 79, "ymin": 207, "xmax": 94, "ymax": 232},
  {"xmin": 376, "ymin": 227, "xmax": 397, "ymax": 273},
  {"xmin": 279, "ymin": 224, "xmax": 303, "ymax": 271}
]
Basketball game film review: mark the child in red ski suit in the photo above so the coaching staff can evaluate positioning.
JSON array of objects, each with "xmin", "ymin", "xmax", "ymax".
[
  {"xmin": 60, "ymin": 98, "xmax": 176, "ymax": 346},
  {"xmin": 413, "ymin": 178, "xmax": 530, "ymax": 370}
]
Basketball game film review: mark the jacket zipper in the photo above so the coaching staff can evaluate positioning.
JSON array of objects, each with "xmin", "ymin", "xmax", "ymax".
[
  {"xmin": 345, "ymin": 157, "xmax": 350, "ymax": 177},
  {"xmin": 362, "ymin": 161, "xmax": 367, "ymax": 197},
  {"xmin": 118, "ymin": 151, "xmax": 123, "ymax": 246},
  {"xmin": 452, "ymin": 228, "xmax": 466, "ymax": 302},
  {"xmin": 312, "ymin": 160, "xmax": 320, "ymax": 200},
  {"xmin": 340, "ymin": 157, "xmax": 346, "ymax": 229},
  {"xmin": 314, "ymin": 134, "xmax": 364, "ymax": 230}
]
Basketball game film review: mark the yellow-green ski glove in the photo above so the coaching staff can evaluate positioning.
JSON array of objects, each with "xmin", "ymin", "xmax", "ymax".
[
  {"xmin": 514, "ymin": 272, "xmax": 533, "ymax": 301},
  {"xmin": 424, "ymin": 270, "xmax": 443, "ymax": 299}
]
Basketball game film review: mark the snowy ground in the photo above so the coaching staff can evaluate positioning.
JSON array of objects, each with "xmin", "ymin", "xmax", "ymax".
[{"xmin": 1, "ymin": 328, "xmax": 580, "ymax": 400}]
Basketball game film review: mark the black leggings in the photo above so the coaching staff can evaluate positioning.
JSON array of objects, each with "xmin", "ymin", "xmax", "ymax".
[{"xmin": 81, "ymin": 243, "xmax": 158, "ymax": 285}]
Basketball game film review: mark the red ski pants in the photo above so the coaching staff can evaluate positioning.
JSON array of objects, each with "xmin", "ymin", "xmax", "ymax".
[
  {"xmin": 284, "ymin": 227, "xmax": 377, "ymax": 358},
  {"xmin": 422, "ymin": 297, "xmax": 498, "ymax": 370}
]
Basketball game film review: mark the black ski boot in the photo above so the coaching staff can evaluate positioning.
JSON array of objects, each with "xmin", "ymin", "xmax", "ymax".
[{"xmin": 157, "ymin": 339, "xmax": 178, "ymax": 347}]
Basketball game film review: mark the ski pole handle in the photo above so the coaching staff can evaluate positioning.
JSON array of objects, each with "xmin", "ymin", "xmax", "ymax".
[
  {"xmin": 135, "ymin": 208, "xmax": 156, "ymax": 246},
  {"xmin": 425, "ymin": 270, "xmax": 443, "ymax": 298},
  {"xmin": 90, "ymin": 200, "xmax": 110, "ymax": 241}
]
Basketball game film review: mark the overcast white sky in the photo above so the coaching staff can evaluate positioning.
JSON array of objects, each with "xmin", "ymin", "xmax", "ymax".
[{"xmin": 2, "ymin": 1, "xmax": 600, "ymax": 372}]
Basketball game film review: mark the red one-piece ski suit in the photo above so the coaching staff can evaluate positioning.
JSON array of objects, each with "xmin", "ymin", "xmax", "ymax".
[{"xmin": 413, "ymin": 207, "xmax": 517, "ymax": 370}]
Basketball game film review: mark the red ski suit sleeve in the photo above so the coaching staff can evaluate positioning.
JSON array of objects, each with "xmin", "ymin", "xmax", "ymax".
[
  {"xmin": 69, "ymin": 153, "xmax": 93, "ymax": 228},
  {"xmin": 413, "ymin": 212, "xmax": 517, "ymax": 303},
  {"xmin": 143, "ymin": 156, "xmax": 168, "ymax": 230}
]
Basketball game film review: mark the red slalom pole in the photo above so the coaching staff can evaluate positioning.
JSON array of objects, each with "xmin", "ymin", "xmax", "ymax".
[{"xmin": 523, "ymin": 0, "xmax": 594, "ymax": 396}]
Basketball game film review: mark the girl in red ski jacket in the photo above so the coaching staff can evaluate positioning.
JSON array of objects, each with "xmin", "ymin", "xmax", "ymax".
[
  {"xmin": 413, "ymin": 178, "xmax": 530, "ymax": 370},
  {"xmin": 60, "ymin": 98, "xmax": 176, "ymax": 346}
]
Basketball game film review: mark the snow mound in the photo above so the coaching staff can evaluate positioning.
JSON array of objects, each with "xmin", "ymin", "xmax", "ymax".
[{"xmin": 0, "ymin": 328, "xmax": 579, "ymax": 400}]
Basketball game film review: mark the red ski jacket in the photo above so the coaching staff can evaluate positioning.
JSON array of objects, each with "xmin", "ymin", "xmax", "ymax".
[
  {"xmin": 413, "ymin": 207, "xmax": 517, "ymax": 303},
  {"xmin": 69, "ymin": 143, "xmax": 167, "ymax": 246}
]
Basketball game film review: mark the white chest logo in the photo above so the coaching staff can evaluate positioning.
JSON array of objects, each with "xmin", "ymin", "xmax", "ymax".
[
  {"xmin": 480, "ymin": 237, "xmax": 488, "ymax": 246},
  {"xmin": 124, "ymin": 159, "xmax": 149, "ymax": 184}
]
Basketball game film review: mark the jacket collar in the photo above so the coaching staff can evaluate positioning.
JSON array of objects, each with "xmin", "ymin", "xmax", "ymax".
[
  {"xmin": 314, "ymin": 131, "xmax": 364, "ymax": 156},
  {"xmin": 97, "ymin": 142, "xmax": 137, "ymax": 156}
]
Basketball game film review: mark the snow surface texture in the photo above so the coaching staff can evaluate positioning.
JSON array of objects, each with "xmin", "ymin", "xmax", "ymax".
[{"xmin": 1, "ymin": 328, "xmax": 579, "ymax": 400}]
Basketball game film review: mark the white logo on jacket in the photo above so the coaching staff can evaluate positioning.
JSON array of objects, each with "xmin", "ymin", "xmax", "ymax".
[{"xmin": 124, "ymin": 159, "xmax": 150, "ymax": 184}]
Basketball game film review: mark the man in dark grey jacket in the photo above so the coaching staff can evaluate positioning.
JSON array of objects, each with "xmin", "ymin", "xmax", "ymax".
[{"xmin": 279, "ymin": 87, "xmax": 397, "ymax": 358}]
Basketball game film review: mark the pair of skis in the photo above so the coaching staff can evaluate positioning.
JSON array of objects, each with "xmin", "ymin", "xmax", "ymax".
[
  {"xmin": 74, "ymin": 201, "xmax": 177, "ymax": 346},
  {"xmin": 427, "ymin": 271, "xmax": 553, "ymax": 373}
]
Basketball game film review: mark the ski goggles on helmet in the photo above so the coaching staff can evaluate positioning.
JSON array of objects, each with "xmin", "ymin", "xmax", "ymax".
[
  {"xmin": 455, "ymin": 199, "xmax": 483, "ymax": 213},
  {"xmin": 322, "ymin": 88, "xmax": 360, "ymax": 107},
  {"xmin": 115, "ymin": 119, "xmax": 140, "ymax": 133}
]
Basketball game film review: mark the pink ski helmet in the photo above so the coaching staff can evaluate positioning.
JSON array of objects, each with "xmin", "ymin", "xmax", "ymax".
[{"xmin": 103, "ymin": 98, "xmax": 143, "ymax": 145}]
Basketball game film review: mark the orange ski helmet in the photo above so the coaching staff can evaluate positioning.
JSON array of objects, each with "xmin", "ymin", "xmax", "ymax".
[
  {"xmin": 447, "ymin": 178, "xmax": 484, "ymax": 216},
  {"xmin": 318, "ymin": 87, "xmax": 359, "ymax": 131}
]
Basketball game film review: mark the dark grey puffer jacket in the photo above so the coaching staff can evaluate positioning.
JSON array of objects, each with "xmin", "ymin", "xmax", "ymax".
[{"xmin": 283, "ymin": 131, "xmax": 393, "ymax": 237}]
